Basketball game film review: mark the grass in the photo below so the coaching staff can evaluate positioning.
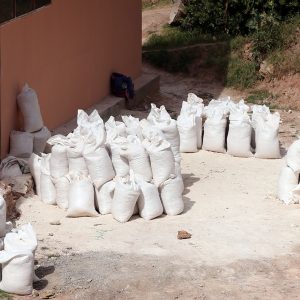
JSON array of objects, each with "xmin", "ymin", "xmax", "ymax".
[
  {"xmin": 142, "ymin": 0, "xmax": 173, "ymax": 10},
  {"xmin": 245, "ymin": 89, "xmax": 278, "ymax": 109},
  {"xmin": 143, "ymin": 26, "xmax": 228, "ymax": 51}
]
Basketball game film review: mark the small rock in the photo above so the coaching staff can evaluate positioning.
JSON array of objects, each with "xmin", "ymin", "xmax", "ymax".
[
  {"xmin": 40, "ymin": 290, "xmax": 55, "ymax": 299},
  {"xmin": 177, "ymin": 230, "xmax": 192, "ymax": 240},
  {"xmin": 48, "ymin": 233, "xmax": 54, "ymax": 236},
  {"xmin": 87, "ymin": 279, "xmax": 93, "ymax": 283},
  {"xmin": 32, "ymin": 289, "xmax": 39, "ymax": 297},
  {"xmin": 50, "ymin": 220, "xmax": 61, "ymax": 226}
]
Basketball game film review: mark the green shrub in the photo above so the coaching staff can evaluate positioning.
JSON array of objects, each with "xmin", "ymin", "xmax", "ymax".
[{"xmin": 226, "ymin": 57, "xmax": 258, "ymax": 89}]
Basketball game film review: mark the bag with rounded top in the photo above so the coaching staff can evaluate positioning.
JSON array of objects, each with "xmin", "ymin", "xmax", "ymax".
[
  {"xmin": 278, "ymin": 165, "xmax": 299, "ymax": 204},
  {"xmin": 112, "ymin": 171, "xmax": 140, "ymax": 223},
  {"xmin": 0, "ymin": 250, "xmax": 34, "ymax": 295},
  {"xmin": 177, "ymin": 112, "xmax": 197, "ymax": 153},
  {"xmin": 105, "ymin": 116, "xmax": 127, "ymax": 137},
  {"xmin": 202, "ymin": 109, "xmax": 227, "ymax": 153},
  {"xmin": 9, "ymin": 130, "xmax": 34, "ymax": 158},
  {"xmin": 84, "ymin": 147, "xmax": 115, "ymax": 189},
  {"xmin": 160, "ymin": 174, "xmax": 184, "ymax": 216},
  {"xmin": 17, "ymin": 83, "xmax": 43, "ymax": 133},
  {"xmin": 50, "ymin": 144, "xmax": 69, "ymax": 179},
  {"xmin": 138, "ymin": 180, "xmax": 163, "ymax": 220},
  {"xmin": 254, "ymin": 112, "xmax": 281, "ymax": 159},
  {"xmin": 143, "ymin": 134, "xmax": 175, "ymax": 187},
  {"xmin": 53, "ymin": 175, "xmax": 71, "ymax": 210},
  {"xmin": 227, "ymin": 111, "xmax": 252, "ymax": 158},
  {"xmin": 67, "ymin": 173, "xmax": 98, "ymax": 217},
  {"xmin": 119, "ymin": 136, "xmax": 152, "ymax": 182},
  {"xmin": 40, "ymin": 154, "xmax": 56, "ymax": 205},
  {"xmin": 95, "ymin": 180, "xmax": 115, "ymax": 215},
  {"xmin": 0, "ymin": 156, "xmax": 25, "ymax": 180},
  {"xmin": 286, "ymin": 139, "xmax": 300, "ymax": 172}
]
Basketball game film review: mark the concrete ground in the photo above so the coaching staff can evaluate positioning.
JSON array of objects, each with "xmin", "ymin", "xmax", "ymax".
[{"xmin": 15, "ymin": 149, "xmax": 300, "ymax": 299}]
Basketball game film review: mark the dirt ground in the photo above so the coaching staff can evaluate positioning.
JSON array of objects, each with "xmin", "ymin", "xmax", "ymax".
[{"xmin": 12, "ymin": 5, "xmax": 300, "ymax": 300}]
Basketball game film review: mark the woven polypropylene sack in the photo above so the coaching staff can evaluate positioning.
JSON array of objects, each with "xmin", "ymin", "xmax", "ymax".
[
  {"xmin": 286, "ymin": 140, "xmax": 300, "ymax": 172},
  {"xmin": 40, "ymin": 154, "xmax": 56, "ymax": 205},
  {"xmin": 9, "ymin": 131, "xmax": 34, "ymax": 158},
  {"xmin": 95, "ymin": 180, "xmax": 115, "ymax": 215},
  {"xmin": 278, "ymin": 166, "xmax": 299, "ymax": 204},
  {"xmin": 177, "ymin": 114, "xmax": 197, "ymax": 153},
  {"xmin": 50, "ymin": 144, "xmax": 69, "ymax": 179},
  {"xmin": 0, "ymin": 195, "xmax": 7, "ymax": 238},
  {"xmin": 28, "ymin": 154, "xmax": 42, "ymax": 197},
  {"xmin": 160, "ymin": 175, "xmax": 184, "ymax": 216},
  {"xmin": 32, "ymin": 127, "xmax": 51, "ymax": 154},
  {"xmin": 138, "ymin": 180, "xmax": 163, "ymax": 220},
  {"xmin": 53, "ymin": 176, "xmax": 71, "ymax": 210}
]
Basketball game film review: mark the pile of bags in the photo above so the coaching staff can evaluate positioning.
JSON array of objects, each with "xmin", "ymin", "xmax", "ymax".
[
  {"xmin": 177, "ymin": 93, "xmax": 281, "ymax": 159},
  {"xmin": 0, "ymin": 191, "xmax": 37, "ymax": 295},
  {"xmin": 278, "ymin": 140, "xmax": 300, "ymax": 204},
  {"xmin": 29, "ymin": 108, "xmax": 184, "ymax": 222},
  {"xmin": 9, "ymin": 84, "xmax": 51, "ymax": 158}
]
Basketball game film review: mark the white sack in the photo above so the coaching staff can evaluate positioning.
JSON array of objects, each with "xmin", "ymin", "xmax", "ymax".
[
  {"xmin": 112, "ymin": 172, "xmax": 140, "ymax": 223},
  {"xmin": 84, "ymin": 147, "xmax": 115, "ymax": 189},
  {"xmin": 50, "ymin": 144, "xmax": 69, "ymax": 178},
  {"xmin": 160, "ymin": 175, "xmax": 184, "ymax": 216},
  {"xmin": 227, "ymin": 112, "xmax": 252, "ymax": 157},
  {"xmin": 17, "ymin": 84, "xmax": 43, "ymax": 133},
  {"xmin": 254, "ymin": 112, "xmax": 281, "ymax": 159},
  {"xmin": 0, "ymin": 251, "xmax": 34, "ymax": 295},
  {"xmin": 107, "ymin": 137, "xmax": 130, "ymax": 177},
  {"xmin": 278, "ymin": 166, "xmax": 299, "ymax": 204},
  {"xmin": 202, "ymin": 111, "xmax": 227, "ymax": 153},
  {"xmin": 53, "ymin": 175, "xmax": 71, "ymax": 210},
  {"xmin": 40, "ymin": 154, "xmax": 56, "ymax": 205},
  {"xmin": 67, "ymin": 139, "xmax": 89, "ymax": 176},
  {"xmin": 292, "ymin": 184, "xmax": 300, "ymax": 204},
  {"xmin": 138, "ymin": 180, "xmax": 163, "ymax": 220},
  {"xmin": 32, "ymin": 126, "xmax": 51, "ymax": 154},
  {"xmin": 67, "ymin": 174, "xmax": 98, "ymax": 217},
  {"xmin": 177, "ymin": 113, "xmax": 197, "ymax": 153},
  {"xmin": 286, "ymin": 139, "xmax": 300, "ymax": 173},
  {"xmin": 143, "ymin": 135, "xmax": 175, "ymax": 187},
  {"xmin": 28, "ymin": 154, "xmax": 42, "ymax": 197},
  {"xmin": 119, "ymin": 136, "xmax": 152, "ymax": 182},
  {"xmin": 9, "ymin": 130, "xmax": 34, "ymax": 158},
  {"xmin": 122, "ymin": 116, "xmax": 144, "ymax": 141},
  {"xmin": 0, "ymin": 195, "xmax": 7, "ymax": 238},
  {"xmin": 105, "ymin": 116, "xmax": 126, "ymax": 137},
  {"xmin": 95, "ymin": 180, "xmax": 115, "ymax": 215}
]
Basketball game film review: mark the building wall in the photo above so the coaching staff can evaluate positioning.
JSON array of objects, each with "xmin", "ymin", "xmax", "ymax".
[{"xmin": 0, "ymin": 0, "xmax": 142, "ymax": 157}]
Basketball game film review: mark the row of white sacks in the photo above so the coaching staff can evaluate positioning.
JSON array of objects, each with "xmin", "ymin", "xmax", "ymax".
[
  {"xmin": 278, "ymin": 139, "xmax": 300, "ymax": 204},
  {"xmin": 29, "ymin": 108, "xmax": 185, "ymax": 222},
  {"xmin": 178, "ymin": 93, "xmax": 281, "ymax": 158},
  {"xmin": 0, "ymin": 193, "xmax": 38, "ymax": 295}
]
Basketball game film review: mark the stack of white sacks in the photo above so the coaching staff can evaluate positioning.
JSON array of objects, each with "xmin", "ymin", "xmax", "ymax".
[
  {"xmin": 0, "ymin": 192, "xmax": 38, "ymax": 295},
  {"xmin": 177, "ymin": 93, "xmax": 281, "ymax": 159},
  {"xmin": 30, "ymin": 106, "xmax": 184, "ymax": 222},
  {"xmin": 278, "ymin": 140, "xmax": 300, "ymax": 204}
]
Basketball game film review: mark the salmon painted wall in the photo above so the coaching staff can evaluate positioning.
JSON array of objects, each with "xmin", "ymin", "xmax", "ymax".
[{"xmin": 0, "ymin": 0, "xmax": 142, "ymax": 157}]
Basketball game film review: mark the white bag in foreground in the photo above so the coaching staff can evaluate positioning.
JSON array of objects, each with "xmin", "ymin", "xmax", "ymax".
[
  {"xmin": 0, "ymin": 195, "xmax": 7, "ymax": 238},
  {"xmin": 138, "ymin": 180, "xmax": 163, "ymax": 220},
  {"xmin": 227, "ymin": 112, "xmax": 252, "ymax": 158},
  {"xmin": 119, "ymin": 136, "xmax": 152, "ymax": 182},
  {"xmin": 9, "ymin": 130, "xmax": 34, "ymax": 158},
  {"xmin": 105, "ymin": 116, "xmax": 127, "ymax": 137},
  {"xmin": 160, "ymin": 175, "xmax": 184, "ymax": 216},
  {"xmin": 84, "ymin": 147, "xmax": 115, "ymax": 189},
  {"xmin": 0, "ymin": 250, "xmax": 34, "ymax": 295},
  {"xmin": 40, "ymin": 154, "xmax": 56, "ymax": 205},
  {"xmin": 50, "ymin": 144, "xmax": 69, "ymax": 179},
  {"xmin": 143, "ymin": 135, "xmax": 175, "ymax": 187},
  {"xmin": 67, "ymin": 174, "xmax": 98, "ymax": 217},
  {"xmin": 254, "ymin": 112, "xmax": 281, "ymax": 159},
  {"xmin": 177, "ymin": 113, "xmax": 197, "ymax": 153},
  {"xmin": 95, "ymin": 180, "xmax": 115, "ymax": 215},
  {"xmin": 112, "ymin": 172, "xmax": 140, "ymax": 223},
  {"xmin": 202, "ymin": 110, "xmax": 227, "ymax": 153},
  {"xmin": 17, "ymin": 84, "xmax": 43, "ymax": 133},
  {"xmin": 278, "ymin": 166, "xmax": 299, "ymax": 204},
  {"xmin": 286, "ymin": 139, "xmax": 300, "ymax": 172},
  {"xmin": 28, "ymin": 154, "xmax": 42, "ymax": 197},
  {"xmin": 122, "ymin": 115, "xmax": 144, "ymax": 141}
]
